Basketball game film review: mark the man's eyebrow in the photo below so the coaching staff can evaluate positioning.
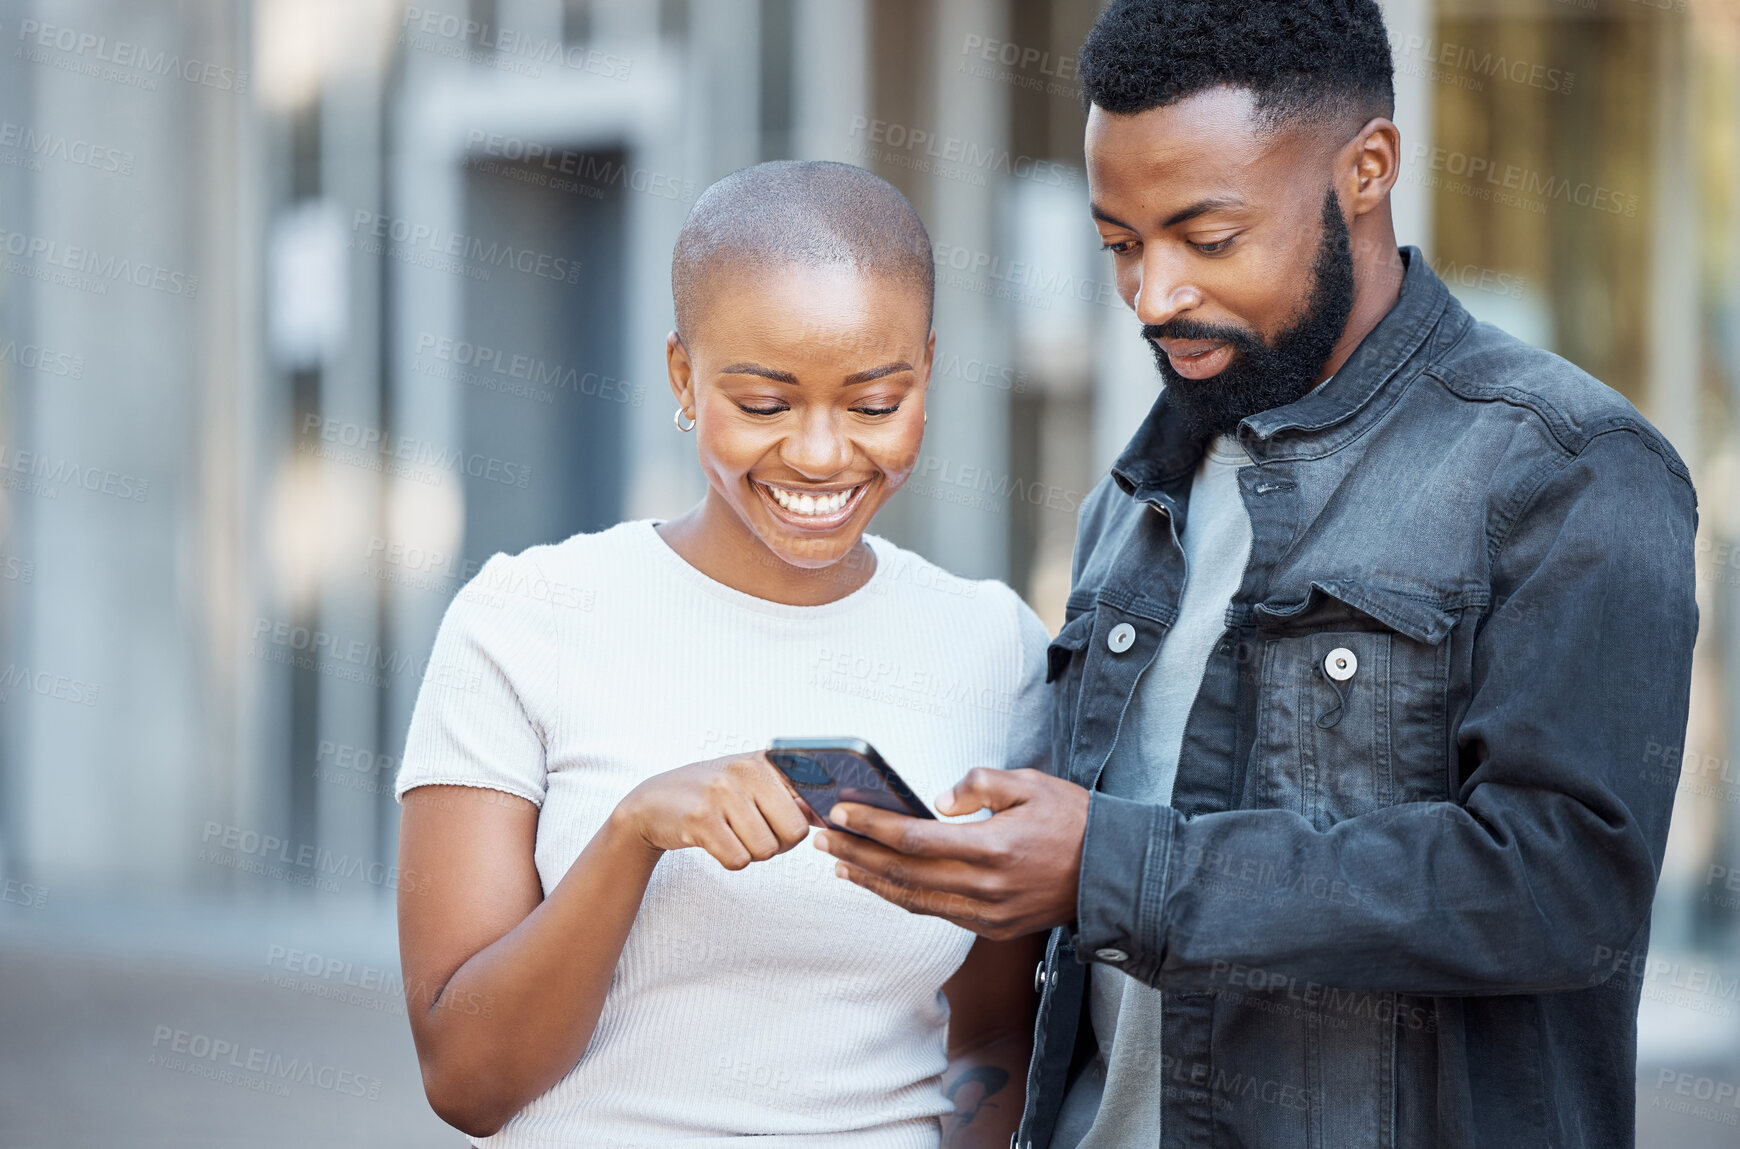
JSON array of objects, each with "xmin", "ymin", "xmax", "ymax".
[
  {"xmin": 1090, "ymin": 203, "xmax": 1135, "ymax": 230},
  {"xmin": 1162, "ymin": 196, "xmax": 1245, "ymax": 228},
  {"xmin": 843, "ymin": 361, "xmax": 913, "ymax": 385},
  {"xmin": 719, "ymin": 363, "xmax": 798, "ymax": 383},
  {"xmin": 1090, "ymin": 197, "xmax": 1246, "ymax": 232}
]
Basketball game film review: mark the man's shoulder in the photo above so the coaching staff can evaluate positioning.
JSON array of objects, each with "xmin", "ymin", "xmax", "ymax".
[
  {"xmin": 1070, "ymin": 475, "xmax": 1134, "ymax": 571},
  {"xmin": 1425, "ymin": 317, "xmax": 1689, "ymax": 484}
]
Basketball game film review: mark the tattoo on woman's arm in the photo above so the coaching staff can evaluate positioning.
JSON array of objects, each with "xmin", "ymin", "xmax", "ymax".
[{"xmin": 944, "ymin": 1065, "xmax": 1010, "ymax": 1128}]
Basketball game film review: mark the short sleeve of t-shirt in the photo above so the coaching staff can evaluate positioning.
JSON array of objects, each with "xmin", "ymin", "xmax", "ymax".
[{"xmin": 394, "ymin": 552, "xmax": 558, "ymax": 807}]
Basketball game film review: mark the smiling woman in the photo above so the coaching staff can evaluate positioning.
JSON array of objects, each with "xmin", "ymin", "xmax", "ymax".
[
  {"xmin": 392, "ymin": 161, "xmax": 1053, "ymax": 1149},
  {"xmin": 658, "ymin": 160, "xmax": 938, "ymax": 598},
  {"xmin": 660, "ymin": 259, "xmax": 931, "ymax": 599}
]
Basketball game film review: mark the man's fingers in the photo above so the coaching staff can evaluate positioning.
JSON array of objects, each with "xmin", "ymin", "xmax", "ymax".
[
  {"xmin": 828, "ymin": 802, "xmax": 992, "ymax": 861},
  {"xmin": 815, "ymin": 828, "xmax": 986, "ymax": 897},
  {"xmin": 832, "ymin": 860, "xmax": 992, "ymax": 932},
  {"xmin": 936, "ymin": 767, "xmax": 1035, "ymax": 817}
]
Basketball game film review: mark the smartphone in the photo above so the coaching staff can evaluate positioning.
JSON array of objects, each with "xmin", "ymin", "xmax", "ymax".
[{"xmin": 765, "ymin": 738, "xmax": 937, "ymax": 833}]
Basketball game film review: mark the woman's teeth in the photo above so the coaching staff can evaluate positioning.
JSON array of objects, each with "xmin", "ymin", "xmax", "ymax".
[{"xmin": 766, "ymin": 484, "xmax": 858, "ymax": 516}]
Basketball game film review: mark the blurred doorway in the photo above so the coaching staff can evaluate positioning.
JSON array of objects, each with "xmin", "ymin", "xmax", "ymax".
[{"xmin": 459, "ymin": 146, "xmax": 630, "ymax": 560}]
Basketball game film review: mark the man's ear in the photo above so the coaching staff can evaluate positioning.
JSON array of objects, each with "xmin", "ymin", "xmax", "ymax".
[
  {"xmin": 666, "ymin": 331, "xmax": 695, "ymax": 410},
  {"xmin": 1345, "ymin": 116, "xmax": 1401, "ymax": 219}
]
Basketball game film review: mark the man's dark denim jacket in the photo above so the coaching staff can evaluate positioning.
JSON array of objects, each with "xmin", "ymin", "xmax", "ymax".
[{"xmin": 1015, "ymin": 250, "xmax": 1700, "ymax": 1149}]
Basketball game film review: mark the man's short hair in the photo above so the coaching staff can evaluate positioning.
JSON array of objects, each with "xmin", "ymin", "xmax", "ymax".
[
  {"xmin": 1079, "ymin": 0, "xmax": 1395, "ymax": 134},
  {"xmin": 671, "ymin": 160, "xmax": 935, "ymax": 341}
]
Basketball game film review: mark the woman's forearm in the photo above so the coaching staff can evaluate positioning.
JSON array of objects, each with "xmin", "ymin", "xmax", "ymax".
[
  {"xmin": 402, "ymin": 755, "xmax": 817, "ymax": 1136},
  {"xmin": 410, "ymin": 813, "xmax": 662, "ymax": 1136},
  {"xmin": 941, "ymin": 1031, "xmax": 1032, "ymax": 1148}
]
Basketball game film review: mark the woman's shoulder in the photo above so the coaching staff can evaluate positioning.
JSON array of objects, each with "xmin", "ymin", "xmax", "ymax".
[
  {"xmin": 464, "ymin": 520, "xmax": 651, "ymax": 602},
  {"xmin": 864, "ymin": 534, "xmax": 1043, "ymax": 642},
  {"xmin": 522, "ymin": 517, "xmax": 654, "ymax": 575},
  {"xmin": 430, "ymin": 522, "xmax": 653, "ymax": 657},
  {"xmin": 862, "ymin": 538, "xmax": 1053, "ymax": 749}
]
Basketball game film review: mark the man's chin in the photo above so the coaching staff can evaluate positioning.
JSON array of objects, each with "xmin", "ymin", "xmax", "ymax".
[{"xmin": 1160, "ymin": 376, "xmax": 1268, "ymax": 440}]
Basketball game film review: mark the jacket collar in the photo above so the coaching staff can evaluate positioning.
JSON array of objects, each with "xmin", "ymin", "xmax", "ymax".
[{"xmin": 1111, "ymin": 247, "xmax": 1451, "ymax": 499}]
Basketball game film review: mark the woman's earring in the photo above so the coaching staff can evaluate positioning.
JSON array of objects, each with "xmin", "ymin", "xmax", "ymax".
[{"xmin": 674, "ymin": 407, "xmax": 696, "ymax": 432}]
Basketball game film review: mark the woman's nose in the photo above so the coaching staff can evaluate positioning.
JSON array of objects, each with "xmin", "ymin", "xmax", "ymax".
[{"xmin": 780, "ymin": 410, "xmax": 854, "ymax": 477}]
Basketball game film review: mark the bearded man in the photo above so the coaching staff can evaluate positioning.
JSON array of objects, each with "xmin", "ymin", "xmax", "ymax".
[{"xmin": 813, "ymin": 2, "xmax": 1700, "ymax": 1146}]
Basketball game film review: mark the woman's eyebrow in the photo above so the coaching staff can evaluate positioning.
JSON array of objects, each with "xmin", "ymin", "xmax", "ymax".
[
  {"xmin": 719, "ymin": 362, "xmax": 798, "ymax": 383},
  {"xmin": 843, "ymin": 361, "xmax": 913, "ymax": 385},
  {"xmin": 718, "ymin": 361, "xmax": 913, "ymax": 385}
]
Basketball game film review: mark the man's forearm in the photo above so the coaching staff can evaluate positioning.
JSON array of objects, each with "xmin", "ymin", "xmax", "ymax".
[{"xmin": 1076, "ymin": 787, "xmax": 1665, "ymax": 997}]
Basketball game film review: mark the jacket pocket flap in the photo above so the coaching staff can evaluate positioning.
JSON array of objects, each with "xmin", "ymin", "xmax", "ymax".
[
  {"xmin": 1045, "ymin": 609, "xmax": 1097, "ymax": 683},
  {"xmin": 1253, "ymin": 580, "xmax": 1458, "ymax": 645}
]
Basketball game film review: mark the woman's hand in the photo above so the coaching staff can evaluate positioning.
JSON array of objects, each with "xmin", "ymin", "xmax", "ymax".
[{"xmin": 612, "ymin": 752, "xmax": 821, "ymax": 870}]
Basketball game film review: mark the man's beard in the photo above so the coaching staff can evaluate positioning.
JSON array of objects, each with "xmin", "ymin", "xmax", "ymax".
[{"xmin": 1145, "ymin": 187, "xmax": 1356, "ymax": 442}]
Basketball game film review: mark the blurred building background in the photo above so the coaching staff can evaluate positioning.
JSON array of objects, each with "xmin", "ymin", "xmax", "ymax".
[{"xmin": 0, "ymin": 0, "xmax": 1736, "ymax": 1144}]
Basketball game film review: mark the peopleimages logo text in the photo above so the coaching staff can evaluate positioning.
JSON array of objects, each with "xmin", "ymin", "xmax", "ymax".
[
  {"xmin": 299, "ymin": 414, "xmax": 533, "ymax": 489},
  {"xmin": 149, "ymin": 1025, "xmax": 381, "ymax": 1099},
  {"xmin": 0, "ymin": 339, "xmax": 84, "ymax": 379},
  {"xmin": 15, "ymin": 20, "xmax": 248, "ymax": 91},
  {"xmin": 848, "ymin": 116, "xmax": 1077, "ymax": 188},
  {"xmin": 415, "ymin": 333, "xmax": 644, "ymax": 406},
  {"xmin": 0, "ymin": 120, "xmax": 134, "ymax": 174},
  {"xmin": 0, "ymin": 227, "xmax": 199, "ymax": 296},
  {"xmin": 0, "ymin": 443, "xmax": 150, "ymax": 502},
  {"xmin": 1408, "ymin": 145, "xmax": 1639, "ymax": 216},
  {"xmin": 350, "ymin": 211, "xmax": 582, "ymax": 284},
  {"xmin": 401, "ymin": 7, "xmax": 632, "ymax": 79},
  {"xmin": 200, "ymin": 821, "xmax": 432, "ymax": 895}
]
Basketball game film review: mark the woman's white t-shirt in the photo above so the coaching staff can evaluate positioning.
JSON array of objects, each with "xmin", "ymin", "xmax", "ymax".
[{"xmin": 396, "ymin": 520, "xmax": 1052, "ymax": 1148}]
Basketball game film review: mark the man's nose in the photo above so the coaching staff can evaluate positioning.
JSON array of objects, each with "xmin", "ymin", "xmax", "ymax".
[{"xmin": 1133, "ymin": 247, "xmax": 1204, "ymax": 328}]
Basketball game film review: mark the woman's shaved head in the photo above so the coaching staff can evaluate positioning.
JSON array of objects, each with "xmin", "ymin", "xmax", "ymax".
[{"xmin": 672, "ymin": 161, "xmax": 935, "ymax": 341}]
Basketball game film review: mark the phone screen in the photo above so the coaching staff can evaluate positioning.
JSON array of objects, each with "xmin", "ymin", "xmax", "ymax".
[{"xmin": 765, "ymin": 738, "xmax": 936, "ymax": 832}]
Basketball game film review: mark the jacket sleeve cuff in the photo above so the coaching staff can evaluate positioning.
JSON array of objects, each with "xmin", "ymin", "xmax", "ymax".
[{"xmin": 1074, "ymin": 791, "xmax": 1178, "ymax": 986}]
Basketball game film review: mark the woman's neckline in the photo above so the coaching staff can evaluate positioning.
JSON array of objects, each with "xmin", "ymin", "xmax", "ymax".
[{"xmin": 636, "ymin": 520, "xmax": 892, "ymax": 617}]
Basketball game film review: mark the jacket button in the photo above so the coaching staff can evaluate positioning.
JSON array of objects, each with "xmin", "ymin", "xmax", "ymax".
[
  {"xmin": 1107, "ymin": 623, "xmax": 1136, "ymax": 653},
  {"xmin": 1324, "ymin": 647, "xmax": 1358, "ymax": 681},
  {"xmin": 1095, "ymin": 947, "xmax": 1128, "ymax": 962},
  {"xmin": 1034, "ymin": 961, "xmax": 1045, "ymax": 993}
]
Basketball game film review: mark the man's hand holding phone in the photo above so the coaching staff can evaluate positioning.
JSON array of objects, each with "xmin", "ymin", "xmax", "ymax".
[
  {"xmin": 813, "ymin": 767, "xmax": 1091, "ymax": 941},
  {"xmin": 610, "ymin": 753, "xmax": 825, "ymax": 871}
]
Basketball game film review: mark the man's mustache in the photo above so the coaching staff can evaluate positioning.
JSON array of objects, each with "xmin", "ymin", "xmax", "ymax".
[{"xmin": 1141, "ymin": 320, "xmax": 1264, "ymax": 351}]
